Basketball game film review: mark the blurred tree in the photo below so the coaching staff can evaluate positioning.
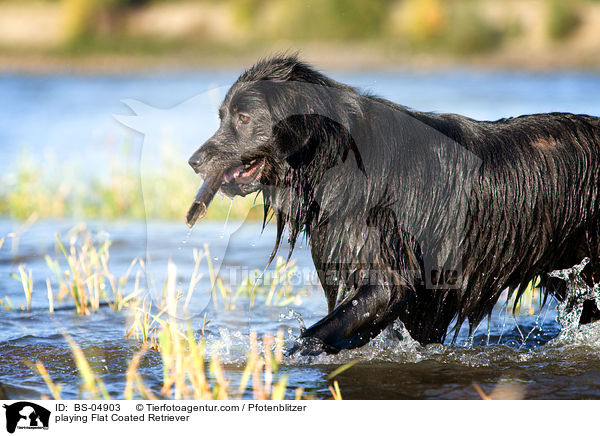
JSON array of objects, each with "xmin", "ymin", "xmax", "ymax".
[
  {"xmin": 326, "ymin": 0, "xmax": 394, "ymax": 39},
  {"xmin": 445, "ymin": 1, "xmax": 502, "ymax": 54},
  {"xmin": 231, "ymin": 0, "xmax": 265, "ymax": 28},
  {"xmin": 259, "ymin": 0, "xmax": 394, "ymax": 41},
  {"xmin": 390, "ymin": 0, "xmax": 447, "ymax": 46},
  {"xmin": 61, "ymin": 0, "xmax": 146, "ymax": 47},
  {"xmin": 546, "ymin": 0, "xmax": 580, "ymax": 41}
]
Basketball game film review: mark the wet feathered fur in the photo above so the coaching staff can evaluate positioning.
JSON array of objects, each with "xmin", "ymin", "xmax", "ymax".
[{"xmin": 196, "ymin": 55, "xmax": 600, "ymax": 348}]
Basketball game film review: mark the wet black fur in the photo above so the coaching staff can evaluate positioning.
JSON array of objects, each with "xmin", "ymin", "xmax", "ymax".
[{"xmin": 189, "ymin": 55, "xmax": 600, "ymax": 353}]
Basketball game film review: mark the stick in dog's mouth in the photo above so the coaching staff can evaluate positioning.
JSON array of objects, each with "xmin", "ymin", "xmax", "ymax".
[
  {"xmin": 185, "ymin": 171, "xmax": 224, "ymax": 228},
  {"xmin": 185, "ymin": 159, "xmax": 265, "ymax": 228}
]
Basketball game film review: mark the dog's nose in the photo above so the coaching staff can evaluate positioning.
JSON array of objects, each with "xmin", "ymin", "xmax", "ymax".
[
  {"xmin": 188, "ymin": 149, "xmax": 205, "ymax": 173},
  {"xmin": 188, "ymin": 155, "xmax": 202, "ymax": 173}
]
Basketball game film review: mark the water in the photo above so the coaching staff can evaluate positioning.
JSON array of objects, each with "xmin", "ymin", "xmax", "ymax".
[
  {"xmin": 2, "ymin": 219, "xmax": 600, "ymax": 400},
  {"xmin": 1, "ymin": 70, "xmax": 600, "ymax": 399}
]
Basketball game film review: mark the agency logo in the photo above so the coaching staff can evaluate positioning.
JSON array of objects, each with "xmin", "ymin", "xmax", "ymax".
[{"xmin": 2, "ymin": 402, "xmax": 50, "ymax": 434}]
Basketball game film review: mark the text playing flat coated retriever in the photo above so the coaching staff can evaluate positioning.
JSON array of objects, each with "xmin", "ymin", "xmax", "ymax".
[{"xmin": 186, "ymin": 55, "xmax": 600, "ymax": 355}]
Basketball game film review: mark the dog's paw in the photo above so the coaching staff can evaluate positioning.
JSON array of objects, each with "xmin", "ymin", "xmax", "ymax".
[{"xmin": 287, "ymin": 336, "xmax": 340, "ymax": 356}]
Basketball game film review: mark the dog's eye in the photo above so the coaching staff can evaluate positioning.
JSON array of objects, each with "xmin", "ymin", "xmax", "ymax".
[{"xmin": 238, "ymin": 114, "xmax": 250, "ymax": 124}]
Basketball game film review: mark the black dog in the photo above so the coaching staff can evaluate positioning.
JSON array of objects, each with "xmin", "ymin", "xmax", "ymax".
[{"xmin": 187, "ymin": 55, "xmax": 600, "ymax": 354}]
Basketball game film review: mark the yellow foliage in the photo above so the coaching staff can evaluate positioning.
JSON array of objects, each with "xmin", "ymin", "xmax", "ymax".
[{"xmin": 390, "ymin": 0, "xmax": 447, "ymax": 43}]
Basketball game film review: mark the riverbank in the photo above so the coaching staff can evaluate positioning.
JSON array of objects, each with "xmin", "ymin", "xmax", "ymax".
[{"xmin": 2, "ymin": 41, "xmax": 600, "ymax": 74}]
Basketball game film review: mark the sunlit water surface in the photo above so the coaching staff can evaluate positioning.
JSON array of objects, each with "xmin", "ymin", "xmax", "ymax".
[{"xmin": 1, "ymin": 220, "xmax": 600, "ymax": 400}]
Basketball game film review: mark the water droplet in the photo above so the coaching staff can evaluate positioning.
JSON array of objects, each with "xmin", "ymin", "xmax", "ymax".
[
  {"xmin": 352, "ymin": 300, "xmax": 358, "ymax": 306},
  {"xmin": 281, "ymin": 309, "xmax": 306, "ymax": 333}
]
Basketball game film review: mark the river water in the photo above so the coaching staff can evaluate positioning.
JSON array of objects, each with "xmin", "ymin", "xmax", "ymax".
[{"xmin": 1, "ymin": 218, "xmax": 600, "ymax": 400}]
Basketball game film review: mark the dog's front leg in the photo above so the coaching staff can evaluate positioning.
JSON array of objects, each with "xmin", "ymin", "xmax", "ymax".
[{"xmin": 289, "ymin": 280, "xmax": 404, "ymax": 355}]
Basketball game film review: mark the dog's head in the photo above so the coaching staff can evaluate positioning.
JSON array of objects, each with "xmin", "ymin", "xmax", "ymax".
[
  {"xmin": 185, "ymin": 55, "xmax": 348, "ymax": 227},
  {"xmin": 188, "ymin": 81, "xmax": 272, "ymax": 200}
]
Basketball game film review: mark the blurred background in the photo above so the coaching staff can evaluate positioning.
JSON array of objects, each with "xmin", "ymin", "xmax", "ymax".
[{"xmin": 0, "ymin": 0, "xmax": 599, "ymax": 71}]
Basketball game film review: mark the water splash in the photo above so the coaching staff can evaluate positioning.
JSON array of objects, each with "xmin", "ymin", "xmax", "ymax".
[
  {"xmin": 279, "ymin": 309, "xmax": 306, "ymax": 333},
  {"xmin": 375, "ymin": 318, "xmax": 422, "ymax": 352},
  {"xmin": 517, "ymin": 300, "xmax": 553, "ymax": 350},
  {"xmin": 549, "ymin": 258, "xmax": 600, "ymax": 343},
  {"xmin": 220, "ymin": 199, "xmax": 234, "ymax": 239}
]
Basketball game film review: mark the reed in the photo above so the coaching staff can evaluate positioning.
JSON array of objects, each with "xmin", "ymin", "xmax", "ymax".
[
  {"xmin": 205, "ymin": 243, "xmax": 311, "ymax": 311},
  {"xmin": 17, "ymin": 265, "xmax": 33, "ymax": 311},
  {"xmin": 30, "ymin": 327, "xmax": 342, "ymax": 400},
  {"xmin": 0, "ymin": 152, "xmax": 262, "ymax": 222},
  {"xmin": 25, "ymin": 253, "xmax": 342, "ymax": 400},
  {"xmin": 47, "ymin": 227, "xmax": 142, "ymax": 314}
]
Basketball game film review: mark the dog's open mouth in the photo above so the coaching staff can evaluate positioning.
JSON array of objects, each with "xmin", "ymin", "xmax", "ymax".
[
  {"xmin": 185, "ymin": 158, "xmax": 265, "ymax": 228},
  {"xmin": 223, "ymin": 158, "xmax": 265, "ymax": 185}
]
